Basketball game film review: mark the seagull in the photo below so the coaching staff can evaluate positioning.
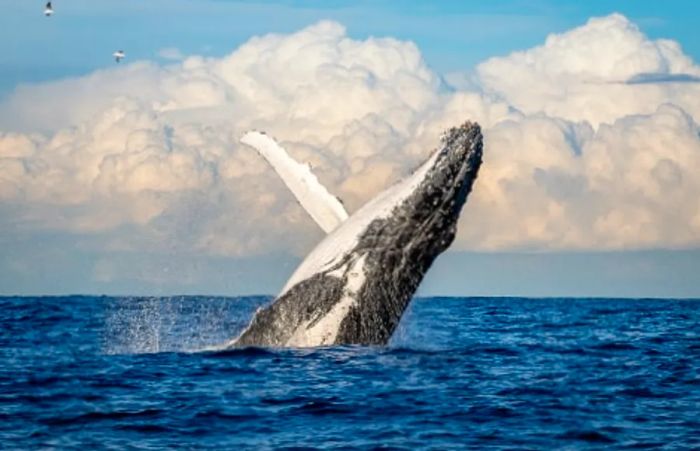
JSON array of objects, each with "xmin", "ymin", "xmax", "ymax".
[
  {"xmin": 113, "ymin": 50, "xmax": 126, "ymax": 63},
  {"xmin": 44, "ymin": 2, "xmax": 53, "ymax": 16}
]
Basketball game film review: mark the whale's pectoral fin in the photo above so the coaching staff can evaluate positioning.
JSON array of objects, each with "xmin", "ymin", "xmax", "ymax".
[{"xmin": 240, "ymin": 131, "xmax": 349, "ymax": 233}]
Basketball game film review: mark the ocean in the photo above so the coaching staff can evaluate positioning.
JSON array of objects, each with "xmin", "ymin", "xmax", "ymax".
[{"xmin": 0, "ymin": 296, "xmax": 698, "ymax": 449}]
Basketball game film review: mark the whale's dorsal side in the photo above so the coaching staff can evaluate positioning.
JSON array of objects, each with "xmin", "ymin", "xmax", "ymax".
[{"xmin": 240, "ymin": 131, "xmax": 349, "ymax": 234}]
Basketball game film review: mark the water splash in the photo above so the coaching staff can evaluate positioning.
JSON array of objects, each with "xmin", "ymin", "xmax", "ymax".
[{"xmin": 102, "ymin": 296, "xmax": 267, "ymax": 354}]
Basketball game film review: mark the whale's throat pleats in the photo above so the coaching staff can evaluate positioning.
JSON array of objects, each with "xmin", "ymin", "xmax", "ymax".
[{"xmin": 286, "ymin": 254, "xmax": 367, "ymax": 346}]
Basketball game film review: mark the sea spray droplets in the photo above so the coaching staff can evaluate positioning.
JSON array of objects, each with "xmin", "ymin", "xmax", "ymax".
[{"xmin": 102, "ymin": 296, "xmax": 265, "ymax": 354}]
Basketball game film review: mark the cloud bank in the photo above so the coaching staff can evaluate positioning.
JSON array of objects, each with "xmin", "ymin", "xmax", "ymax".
[{"xmin": 1, "ymin": 14, "xmax": 699, "ymax": 270}]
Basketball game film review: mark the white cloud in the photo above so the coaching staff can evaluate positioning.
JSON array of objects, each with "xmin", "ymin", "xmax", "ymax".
[
  {"xmin": 0, "ymin": 15, "xmax": 699, "ymax": 263},
  {"xmin": 463, "ymin": 104, "xmax": 700, "ymax": 250},
  {"xmin": 476, "ymin": 14, "xmax": 700, "ymax": 127}
]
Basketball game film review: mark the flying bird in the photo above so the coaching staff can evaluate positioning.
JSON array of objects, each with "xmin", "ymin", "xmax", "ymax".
[
  {"xmin": 113, "ymin": 50, "xmax": 126, "ymax": 63},
  {"xmin": 44, "ymin": 2, "xmax": 53, "ymax": 16}
]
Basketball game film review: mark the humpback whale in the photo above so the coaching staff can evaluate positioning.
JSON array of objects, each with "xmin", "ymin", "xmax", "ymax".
[{"xmin": 230, "ymin": 121, "xmax": 483, "ymax": 348}]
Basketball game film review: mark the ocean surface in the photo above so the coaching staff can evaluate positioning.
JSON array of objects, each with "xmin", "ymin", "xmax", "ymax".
[{"xmin": 0, "ymin": 296, "xmax": 698, "ymax": 449}]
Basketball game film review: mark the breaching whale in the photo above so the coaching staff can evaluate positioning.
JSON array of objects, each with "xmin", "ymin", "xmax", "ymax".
[{"xmin": 230, "ymin": 121, "xmax": 483, "ymax": 348}]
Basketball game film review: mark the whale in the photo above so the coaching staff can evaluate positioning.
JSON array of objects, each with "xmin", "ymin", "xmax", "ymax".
[{"xmin": 230, "ymin": 121, "xmax": 483, "ymax": 348}]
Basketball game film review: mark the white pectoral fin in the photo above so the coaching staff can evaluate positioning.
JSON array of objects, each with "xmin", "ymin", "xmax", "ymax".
[{"xmin": 240, "ymin": 131, "xmax": 349, "ymax": 233}]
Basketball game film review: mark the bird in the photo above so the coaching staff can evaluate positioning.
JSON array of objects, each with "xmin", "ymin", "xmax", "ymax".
[
  {"xmin": 113, "ymin": 50, "xmax": 126, "ymax": 63},
  {"xmin": 44, "ymin": 2, "xmax": 53, "ymax": 16}
]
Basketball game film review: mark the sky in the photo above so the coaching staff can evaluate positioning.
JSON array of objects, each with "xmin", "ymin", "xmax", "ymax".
[{"xmin": 0, "ymin": 0, "xmax": 699, "ymax": 297}]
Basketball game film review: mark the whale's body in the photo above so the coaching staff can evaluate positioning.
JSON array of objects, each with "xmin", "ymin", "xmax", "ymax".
[{"xmin": 231, "ymin": 122, "xmax": 483, "ymax": 348}]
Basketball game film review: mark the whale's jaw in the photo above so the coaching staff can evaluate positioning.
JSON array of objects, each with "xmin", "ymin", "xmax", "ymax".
[{"xmin": 233, "ymin": 122, "xmax": 483, "ymax": 348}]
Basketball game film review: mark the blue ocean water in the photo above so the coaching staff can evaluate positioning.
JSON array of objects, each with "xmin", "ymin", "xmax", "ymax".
[{"xmin": 0, "ymin": 296, "xmax": 698, "ymax": 449}]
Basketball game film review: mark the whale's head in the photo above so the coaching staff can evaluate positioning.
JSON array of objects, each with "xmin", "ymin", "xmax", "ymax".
[
  {"xmin": 347, "ymin": 121, "xmax": 483, "ymax": 289},
  {"xmin": 392, "ymin": 121, "xmax": 483, "ymax": 258}
]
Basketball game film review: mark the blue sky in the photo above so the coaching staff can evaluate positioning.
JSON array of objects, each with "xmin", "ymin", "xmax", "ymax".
[
  {"xmin": 2, "ymin": 0, "xmax": 699, "ymax": 96},
  {"xmin": 0, "ymin": 0, "xmax": 699, "ymax": 297}
]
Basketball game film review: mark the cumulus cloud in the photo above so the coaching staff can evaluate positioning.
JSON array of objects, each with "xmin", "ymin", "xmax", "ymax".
[
  {"xmin": 476, "ymin": 14, "xmax": 700, "ymax": 127},
  {"xmin": 466, "ymin": 104, "xmax": 700, "ymax": 250},
  {"xmin": 0, "ymin": 14, "xmax": 699, "ymax": 267}
]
